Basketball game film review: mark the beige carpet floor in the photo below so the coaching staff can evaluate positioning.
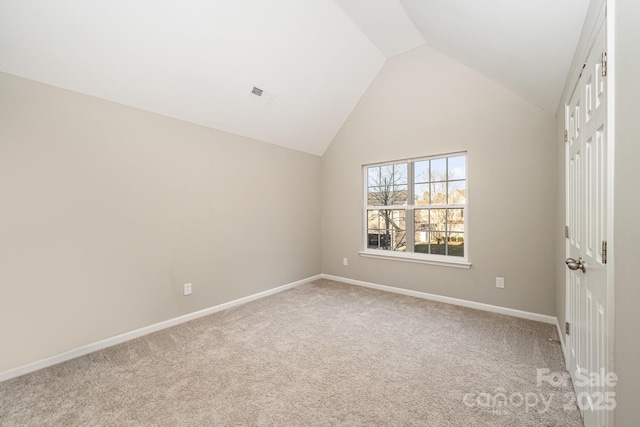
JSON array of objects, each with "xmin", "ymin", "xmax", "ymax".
[{"xmin": 0, "ymin": 279, "xmax": 583, "ymax": 426}]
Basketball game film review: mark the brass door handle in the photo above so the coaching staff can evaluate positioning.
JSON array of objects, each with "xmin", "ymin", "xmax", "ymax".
[{"xmin": 566, "ymin": 257, "xmax": 587, "ymax": 273}]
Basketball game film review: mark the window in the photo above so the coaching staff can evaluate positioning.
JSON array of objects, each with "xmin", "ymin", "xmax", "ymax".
[{"xmin": 363, "ymin": 153, "xmax": 468, "ymax": 266}]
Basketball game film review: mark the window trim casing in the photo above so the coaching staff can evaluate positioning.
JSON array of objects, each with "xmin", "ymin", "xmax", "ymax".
[{"xmin": 361, "ymin": 152, "xmax": 470, "ymax": 268}]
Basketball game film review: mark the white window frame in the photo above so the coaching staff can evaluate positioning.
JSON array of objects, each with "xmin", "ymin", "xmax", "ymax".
[{"xmin": 359, "ymin": 152, "xmax": 471, "ymax": 268}]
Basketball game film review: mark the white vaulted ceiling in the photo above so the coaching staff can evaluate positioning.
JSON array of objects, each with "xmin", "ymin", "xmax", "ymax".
[{"xmin": 0, "ymin": 0, "xmax": 590, "ymax": 155}]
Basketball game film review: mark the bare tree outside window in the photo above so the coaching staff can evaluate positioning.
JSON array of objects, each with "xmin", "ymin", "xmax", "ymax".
[{"xmin": 367, "ymin": 163, "xmax": 407, "ymax": 251}]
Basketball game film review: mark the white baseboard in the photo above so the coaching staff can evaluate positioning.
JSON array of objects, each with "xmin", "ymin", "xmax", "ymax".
[
  {"xmin": 0, "ymin": 274, "xmax": 322, "ymax": 383},
  {"xmin": 321, "ymin": 274, "xmax": 558, "ymax": 325},
  {"xmin": 1, "ymin": 273, "xmax": 560, "ymax": 383}
]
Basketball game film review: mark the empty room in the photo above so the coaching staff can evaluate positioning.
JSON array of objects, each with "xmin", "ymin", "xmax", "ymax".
[{"xmin": 1, "ymin": 0, "xmax": 639, "ymax": 426}]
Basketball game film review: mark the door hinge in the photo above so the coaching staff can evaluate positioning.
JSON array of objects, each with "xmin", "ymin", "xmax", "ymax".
[
  {"xmin": 602, "ymin": 240, "xmax": 608, "ymax": 264},
  {"xmin": 565, "ymin": 226, "xmax": 569, "ymax": 239},
  {"xmin": 602, "ymin": 51, "xmax": 607, "ymax": 77},
  {"xmin": 566, "ymin": 322, "xmax": 570, "ymax": 335},
  {"xmin": 564, "ymin": 129, "xmax": 568, "ymax": 143}
]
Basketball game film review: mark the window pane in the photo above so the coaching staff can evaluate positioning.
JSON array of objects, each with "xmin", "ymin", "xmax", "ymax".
[
  {"xmin": 430, "ymin": 158, "xmax": 446, "ymax": 181},
  {"xmin": 447, "ymin": 232, "xmax": 464, "ymax": 257},
  {"xmin": 430, "ymin": 234, "xmax": 446, "ymax": 254},
  {"xmin": 414, "ymin": 232, "xmax": 430, "ymax": 253},
  {"xmin": 391, "ymin": 185, "xmax": 408, "ymax": 205},
  {"xmin": 367, "ymin": 188, "xmax": 382, "ymax": 206},
  {"xmin": 415, "ymin": 183, "xmax": 429, "ymax": 204},
  {"xmin": 367, "ymin": 233, "xmax": 380, "ymax": 249},
  {"xmin": 430, "ymin": 209, "xmax": 447, "ymax": 231},
  {"xmin": 414, "ymin": 209, "xmax": 430, "ymax": 254},
  {"xmin": 415, "ymin": 209, "xmax": 430, "ymax": 231},
  {"xmin": 393, "ymin": 163, "xmax": 408, "ymax": 185},
  {"xmin": 368, "ymin": 163, "xmax": 408, "ymax": 206},
  {"xmin": 389, "ymin": 209, "xmax": 406, "ymax": 229},
  {"xmin": 367, "ymin": 210, "xmax": 380, "ymax": 229},
  {"xmin": 414, "ymin": 160, "xmax": 429, "ymax": 184},
  {"xmin": 367, "ymin": 209, "xmax": 406, "ymax": 251},
  {"xmin": 447, "ymin": 208, "xmax": 465, "ymax": 233},
  {"xmin": 393, "ymin": 231, "xmax": 407, "ymax": 252},
  {"xmin": 446, "ymin": 208, "xmax": 464, "ymax": 257},
  {"xmin": 367, "ymin": 166, "xmax": 380, "ymax": 187},
  {"xmin": 430, "ymin": 183, "xmax": 447, "ymax": 205},
  {"xmin": 448, "ymin": 155, "xmax": 466, "ymax": 179},
  {"xmin": 380, "ymin": 165, "xmax": 394, "ymax": 185},
  {"xmin": 447, "ymin": 180, "xmax": 467, "ymax": 204},
  {"xmin": 414, "ymin": 208, "xmax": 465, "ymax": 257},
  {"xmin": 429, "ymin": 209, "xmax": 447, "ymax": 254},
  {"xmin": 368, "ymin": 186, "xmax": 407, "ymax": 206}
]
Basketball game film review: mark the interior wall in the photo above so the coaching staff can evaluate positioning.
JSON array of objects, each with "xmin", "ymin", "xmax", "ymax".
[
  {"xmin": 0, "ymin": 72, "xmax": 321, "ymax": 374},
  {"xmin": 613, "ymin": 0, "xmax": 640, "ymax": 423},
  {"xmin": 320, "ymin": 44, "xmax": 557, "ymax": 315}
]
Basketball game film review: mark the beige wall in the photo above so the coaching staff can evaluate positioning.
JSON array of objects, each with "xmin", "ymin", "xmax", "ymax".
[
  {"xmin": 613, "ymin": 0, "xmax": 640, "ymax": 423},
  {"xmin": 321, "ymin": 44, "xmax": 557, "ymax": 315},
  {"xmin": 0, "ymin": 72, "xmax": 321, "ymax": 373}
]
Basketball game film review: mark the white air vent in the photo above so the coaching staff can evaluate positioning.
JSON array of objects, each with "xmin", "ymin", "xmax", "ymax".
[{"xmin": 249, "ymin": 85, "xmax": 274, "ymax": 104}]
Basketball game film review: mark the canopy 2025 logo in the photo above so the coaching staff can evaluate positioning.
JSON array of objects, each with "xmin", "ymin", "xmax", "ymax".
[{"xmin": 537, "ymin": 368, "xmax": 617, "ymax": 411}]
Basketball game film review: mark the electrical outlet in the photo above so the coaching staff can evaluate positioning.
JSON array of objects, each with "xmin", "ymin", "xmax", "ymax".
[
  {"xmin": 496, "ymin": 277, "xmax": 505, "ymax": 289},
  {"xmin": 343, "ymin": 258, "xmax": 348, "ymax": 266},
  {"xmin": 183, "ymin": 283, "xmax": 192, "ymax": 296}
]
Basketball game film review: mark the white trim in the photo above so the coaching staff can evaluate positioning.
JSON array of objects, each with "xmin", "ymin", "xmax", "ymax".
[
  {"xmin": 0, "ymin": 275, "xmax": 322, "ymax": 383},
  {"xmin": 359, "ymin": 250, "xmax": 471, "ymax": 268},
  {"xmin": 605, "ymin": 0, "xmax": 616, "ymax": 384},
  {"xmin": 363, "ymin": 150, "xmax": 468, "ymax": 168},
  {"xmin": 321, "ymin": 274, "xmax": 557, "ymax": 325},
  {"xmin": 558, "ymin": 0, "xmax": 607, "ymax": 111},
  {"xmin": 605, "ymin": 7, "xmax": 616, "ymax": 427},
  {"xmin": 555, "ymin": 317, "xmax": 567, "ymax": 361}
]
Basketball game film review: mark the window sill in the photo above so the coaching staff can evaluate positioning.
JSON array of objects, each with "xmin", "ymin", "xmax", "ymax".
[{"xmin": 358, "ymin": 250, "xmax": 471, "ymax": 269}]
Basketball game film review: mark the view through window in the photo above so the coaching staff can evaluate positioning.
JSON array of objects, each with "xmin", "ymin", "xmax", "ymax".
[{"xmin": 365, "ymin": 153, "xmax": 467, "ymax": 261}]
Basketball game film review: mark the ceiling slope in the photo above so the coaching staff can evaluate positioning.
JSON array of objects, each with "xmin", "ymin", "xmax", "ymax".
[
  {"xmin": 0, "ymin": 0, "xmax": 386, "ymax": 156},
  {"xmin": 333, "ymin": 0, "xmax": 424, "ymax": 57},
  {"xmin": 0, "ymin": 0, "xmax": 591, "ymax": 154},
  {"xmin": 399, "ymin": 0, "xmax": 591, "ymax": 112}
]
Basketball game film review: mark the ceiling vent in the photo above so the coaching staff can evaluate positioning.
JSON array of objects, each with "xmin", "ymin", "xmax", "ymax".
[{"xmin": 249, "ymin": 85, "xmax": 275, "ymax": 104}]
